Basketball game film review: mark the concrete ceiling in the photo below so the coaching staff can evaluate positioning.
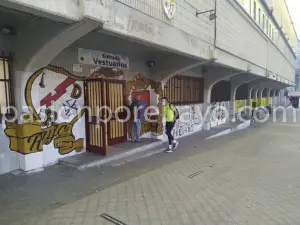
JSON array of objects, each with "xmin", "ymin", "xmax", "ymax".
[
  {"xmin": 72, "ymin": 30, "xmax": 189, "ymax": 63},
  {"xmin": 0, "ymin": 6, "xmax": 38, "ymax": 33}
]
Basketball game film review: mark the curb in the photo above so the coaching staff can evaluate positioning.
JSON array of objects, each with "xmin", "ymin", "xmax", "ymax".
[
  {"xmin": 59, "ymin": 140, "xmax": 165, "ymax": 171},
  {"xmin": 60, "ymin": 120, "xmax": 251, "ymax": 170},
  {"xmin": 205, "ymin": 120, "xmax": 251, "ymax": 140}
]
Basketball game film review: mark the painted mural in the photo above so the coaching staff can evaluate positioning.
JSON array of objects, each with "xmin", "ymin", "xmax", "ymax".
[
  {"xmin": 126, "ymin": 74, "xmax": 163, "ymax": 138},
  {"xmin": 210, "ymin": 101, "xmax": 230, "ymax": 128},
  {"xmin": 4, "ymin": 65, "xmax": 85, "ymax": 155},
  {"xmin": 89, "ymin": 67, "xmax": 124, "ymax": 79},
  {"xmin": 172, "ymin": 104, "xmax": 202, "ymax": 138},
  {"xmin": 132, "ymin": 91, "xmax": 150, "ymax": 121},
  {"xmin": 235, "ymin": 99, "xmax": 246, "ymax": 119}
]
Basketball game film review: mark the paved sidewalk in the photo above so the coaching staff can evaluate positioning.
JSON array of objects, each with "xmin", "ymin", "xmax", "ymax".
[
  {"xmin": 23, "ymin": 118, "xmax": 300, "ymax": 225},
  {"xmin": 0, "ymin": 122, "xmax": 248, "ymax": 225}
]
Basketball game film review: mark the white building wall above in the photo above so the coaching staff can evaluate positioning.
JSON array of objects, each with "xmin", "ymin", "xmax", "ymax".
[{"xmin": 0, "ymin": 0, "xmax": 296, "ymax": 84}]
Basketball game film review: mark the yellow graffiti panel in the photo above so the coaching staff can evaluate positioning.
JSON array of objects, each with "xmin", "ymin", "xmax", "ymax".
[
  {"xmin": 235, "ymin": 100, "xmax": 246, "ymax": 113},
  {"xmin": 5, "ymin": 65, "xmax": 85, "ymax": 155}
]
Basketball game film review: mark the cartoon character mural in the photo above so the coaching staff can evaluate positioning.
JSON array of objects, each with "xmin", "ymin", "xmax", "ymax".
[
  {"xmin": 5, "ymin": 65, "xmax": 85, "ymax": 155},
  {"xmin": 126, "ymin": 74, "xmax": 163, "ymax": 138}
]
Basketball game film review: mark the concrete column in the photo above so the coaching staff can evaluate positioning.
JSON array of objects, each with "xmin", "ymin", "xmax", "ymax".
[{"xmin": 269, "ymin": 88, "xmax": 276, "ymax": 106}]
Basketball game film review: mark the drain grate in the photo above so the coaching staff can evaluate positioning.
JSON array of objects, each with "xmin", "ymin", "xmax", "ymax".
[
  {"xmin": 100, "ymin": 213, "xmax": 127, "ymax": 225},
  {"xmin": 188, "ymin": 170, "xmax": 204, "ymax": 178}
]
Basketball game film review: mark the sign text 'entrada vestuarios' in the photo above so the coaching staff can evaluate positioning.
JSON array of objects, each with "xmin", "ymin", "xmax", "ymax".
[{"xmin": 78, "ymin": 48, "xmax": 129, "ymax": 69}]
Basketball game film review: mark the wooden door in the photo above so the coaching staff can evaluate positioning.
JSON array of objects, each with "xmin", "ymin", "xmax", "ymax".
[
  {"xmin": 85, "ymin": 79, "xmax": 107, "ymax": 155},
  {"xmin": 106, "ymin": 80, "xmax": 127, "ymax": 145}
]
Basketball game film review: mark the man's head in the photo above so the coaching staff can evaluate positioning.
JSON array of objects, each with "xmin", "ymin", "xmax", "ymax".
[
  {"xmin": 135, "ymin": 94, "xmax": 141, "ymax": 101},
  {"xmin": 161, "ymin": 97, "xmax": 168, "ymax": 105}
]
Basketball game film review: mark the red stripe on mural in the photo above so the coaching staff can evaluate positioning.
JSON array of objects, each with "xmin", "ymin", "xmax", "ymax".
[{"xmin": 40, "ymin": 77, "xmax": 75, "ymax": 108}]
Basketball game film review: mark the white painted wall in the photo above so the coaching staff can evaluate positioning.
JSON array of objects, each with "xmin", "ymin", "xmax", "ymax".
[
  {"xmin": 0, "ymin": 0, "xmax": 79, "ymax": 22},
  {"xmin": 2, "ymin": 0, "xmax": 295, "ymax": 82},
  {"xmin": 0, "ymin": 124, "xmax": 19, "ymax": 175},
  {"xmin": 172, "ymin": 104, "xmax": 203, "ymax": 138}
]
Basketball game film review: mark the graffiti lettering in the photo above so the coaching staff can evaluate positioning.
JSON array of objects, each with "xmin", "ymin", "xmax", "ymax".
[
  {"xmin": 5, "ymin": 121, "xmax": 82, "ymax": 155},
  {"xmin": 172, "ymin": 105, "xmax": 202, "ymax": 138},
  {"xmin": 71, "ymin": 83, "xmax": 82, "ymax": 99},
  {"xmin": 63, "ymin": 99, "xmax": 78, "ymax": 117}
]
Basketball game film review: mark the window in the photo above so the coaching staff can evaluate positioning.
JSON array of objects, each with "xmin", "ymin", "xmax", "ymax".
[
  {"xmin": 164, "ymin": 75, "xmax": 204, "ymax": 104},
  {"xmin": 253, "ymin": 1, "xmax": 257, "ymax": 21},
  {"xmin": 269, "ymin": 24, "xmax": 271, "ymax": 37},
  {"xmin": 266, "ymin": 19, "xmax": 269, "ymax": 34},
  {"xmin": 262, "ymin": 14, "xmax": 265, "ymax": 30},
  {"xmin": 258, "ymin": 8, "xmax": 261, "ymax": 25},
  {"xmin": 0, "ymin": 55, "xmax": 14, "ymax": 117}
]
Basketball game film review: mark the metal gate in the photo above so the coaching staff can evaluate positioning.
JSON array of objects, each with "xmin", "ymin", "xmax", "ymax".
[
  {"xmin": 106, "ymin": 80, "xmax": 127, "ymax": 145},
  {"xmin": 85, "ymin": 79, "xmax": 107, "ymax": 155}
]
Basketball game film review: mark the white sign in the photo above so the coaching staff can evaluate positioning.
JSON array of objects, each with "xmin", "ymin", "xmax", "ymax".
[
  {"xmin": 162, "ymin": 0, "xmax": 176, "ymax": 19},
  {"xmin": 73, "ymin": 64, "xmax": 83, "ymax": 73},
  {"xmin": 78, "ymin": 48, "xmax": 129, "ymax": 69}
]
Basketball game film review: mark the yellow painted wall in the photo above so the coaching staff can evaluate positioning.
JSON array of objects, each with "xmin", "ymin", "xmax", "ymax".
[
  {"xmin": 268, "ymin": 0, "xmax": 298, "ymax": 51},
  {"xmin": 235, "ymin": 99, "xmax": 246, "ymax": 112},
  {"xmin": 250, "ymin": 98, "xmax": 258, "ymax": 109}
]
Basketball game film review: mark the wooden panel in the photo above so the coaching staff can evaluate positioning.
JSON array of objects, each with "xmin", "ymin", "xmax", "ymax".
[
  {"xmin": 106, "ymin": 80, "xmax": 127, "ymax": 145},
  {"xmin": 85, "ymin": 79, "xmax": 107, "ymax": 155}
]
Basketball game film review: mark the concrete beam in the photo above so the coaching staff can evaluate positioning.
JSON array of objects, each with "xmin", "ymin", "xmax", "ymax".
[
  {"xmin": 203, "ymin": 67, "xmax": 248, "ymax": 104},
  {"xmin": 25, "ymin": 18, "xmax": 102, "ymax": 72},
  {"xmin": 159, "ymin": 58, "xmax": 215, "ymax": 83}
]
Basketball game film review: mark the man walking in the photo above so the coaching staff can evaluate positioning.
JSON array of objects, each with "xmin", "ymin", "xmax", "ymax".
[
  {"xmin": 130, "ymin": 94, "xmax": 144, "ymax": 142},
  {"xmin": 161, "ymin": 97, "xmax": 179, "ymax": 153}
]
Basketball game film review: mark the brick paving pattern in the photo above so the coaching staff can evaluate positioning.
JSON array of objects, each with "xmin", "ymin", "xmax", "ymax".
[{"xmin": 22, "ymin": 120, "xmax": 300, "ymax": 225}]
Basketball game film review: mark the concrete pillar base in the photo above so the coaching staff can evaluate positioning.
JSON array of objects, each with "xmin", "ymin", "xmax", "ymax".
[
  {"xmin": 19, "ymin": 152, "xmax": 43, "ymax": 172},
  {"xmin": 202, "ymin": 122, "xmax": 211, "ymax": 131}
]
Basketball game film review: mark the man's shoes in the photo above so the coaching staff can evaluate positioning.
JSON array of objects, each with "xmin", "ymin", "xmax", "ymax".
[
  {"xmin": 165, "ymin": 148, "xmax": 173, "ymax": 153},
  {"xmin": 172, "ymin": 141, "xmax": 179, "ymax": 150}
]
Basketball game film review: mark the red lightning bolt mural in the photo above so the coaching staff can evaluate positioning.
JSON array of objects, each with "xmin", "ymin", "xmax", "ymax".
[{"xmin": 40, "ymin": 77, "xmax": 75, "ymax": 108}]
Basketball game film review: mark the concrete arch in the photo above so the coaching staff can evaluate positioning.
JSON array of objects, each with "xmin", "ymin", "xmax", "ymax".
[
  {"xmin": 250, "ymin": 88, "xmax": 256, "ymax": 98},
  {"xmin": 262, "ymin": 87, "xmax": 269, "ymax": 98},
  {"xmin": 269, "ymin": 88, "xmax": 276, "ymax": 97},
  {"xmin": 230, "ymin": 74, "xmax": 259, "ymax": 100},
  {"xmin": 253, "ymin": 87, "xmax": 260, "ymax": 99},
  {"xmin": 210, "ymin": 80, "xmax": 231, "ymax": 102},
  {"xmin": 203, "ymin": 67, "xmax": 248, "ymax": 104},
  {"xmin": 24, "ymin": 18, "xmax": 101, "ymax": 72},
  {"xmin": 235, "ymin": 83, "xmax": 249, "ymax": 100},
  {"xmin": 160, "ymin": 59, "xmax": 215, "ymax": 85}
]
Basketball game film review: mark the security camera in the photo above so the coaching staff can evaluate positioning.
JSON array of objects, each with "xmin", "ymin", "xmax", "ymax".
[
  {"xmin": 1, "ymin": 26, "xmax": 16, "ymax": 35},
  {"xmin": 147, "ymin": 61, "xmax": 155, "ymax": 68}
]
